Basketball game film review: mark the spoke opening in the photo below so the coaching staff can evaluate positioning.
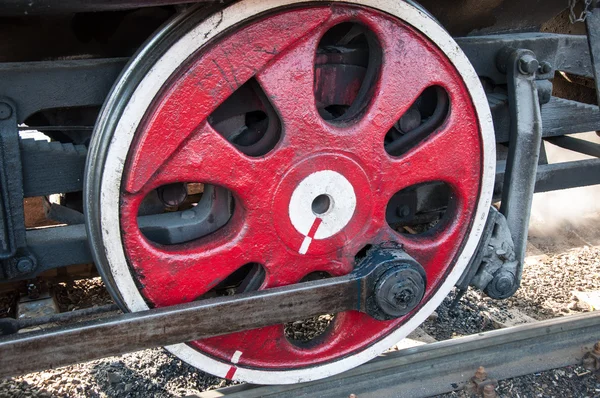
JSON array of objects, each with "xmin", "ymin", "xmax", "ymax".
[
  {"xmin": 138, "ymin": 183, "xmax": 234, "ymax": 245},
  {"xmin": 284, "ymin": 271, "xmax": 336, "ymax": 347},
  {"xmin": 315, "ymin": 22, "xmax": 381, "ymax": 122},
  {"xmin": 209, "ymin": 78, "xmax": 281, "ymax": 157},
  {"xmin": 386, "ymin": 181, "xmax": 453, "ymax": 235},
  {"xmin": 354, "ymin": 243, "xmax": 373, "ymax": 263},
  {"xmin": 199, "ymin": 262, "xmax": 266, "ymax": 299},
  {"xmin": 384, "ymin": 86, "xmax": 449, "ymax": 157}
]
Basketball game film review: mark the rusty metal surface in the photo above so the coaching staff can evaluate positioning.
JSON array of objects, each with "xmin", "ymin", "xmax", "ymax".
[
  {"xmin": 200, "ymin": 311, "xmax": 600, "ymax": 398},
  {"xmin": 0, "ymin": 0, "xmax": 567, "ymax": 38},
  {"xmin": 0, "ymin": 0, "xmax": 201, "ymax": 15},
  {"xmin": 419, "ymin": 0, "xmax": 567, "ymax": 36}
]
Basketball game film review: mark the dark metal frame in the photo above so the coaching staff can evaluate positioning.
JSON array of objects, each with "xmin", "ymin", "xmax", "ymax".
[
  {"xmin": 0, "ymin": 13, "xmax": 598, "ymax": 287},
  {"xmin": 1, "ymin": 31, "xmax": 600, "ymax": 281}
]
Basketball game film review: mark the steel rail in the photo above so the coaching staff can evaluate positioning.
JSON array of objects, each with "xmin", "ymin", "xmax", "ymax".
[{"xmin": 199, "ymin": 311, "xmax": 600, "ymax": 398}]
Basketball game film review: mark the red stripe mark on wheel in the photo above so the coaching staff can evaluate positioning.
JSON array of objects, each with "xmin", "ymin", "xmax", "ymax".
[
  {"xmin": 299, "ymin": 217, "xmax": 323, "ymax": 254},
  {"xmin": 225, "ymin": 366, "xmax": 237, "ymax": 380}
]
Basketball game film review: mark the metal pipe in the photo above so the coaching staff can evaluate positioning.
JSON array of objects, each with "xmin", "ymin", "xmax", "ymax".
[{"xmin": 545, "ymin": 135, "xmax": 600, "ymax": 158}]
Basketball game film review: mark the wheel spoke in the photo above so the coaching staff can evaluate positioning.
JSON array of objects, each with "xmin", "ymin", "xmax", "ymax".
[
  {"xmin": 379, "ymin": 99, "xmax": 482, "ymax": 202},
  {"xmin": 352, "ymin": 18, "xmax": 463, "ymax": 145},
  {"xmin": 127, "ymin": 121, "xmax": 263, "ymax": 203},
  {"xmin": 121, "ymin": 210, "xmax": 274, "ymax": 307},
  {"xmin": 255, "ymin": 27, "xmax": 329, "ymax": 147},
  {"xmin": 126, "ymin": 8, "xmax": 333, "ymax": 193},
  {"xmin": 378, "ymin": 99, "xmax": 482, "ymax": 274}
]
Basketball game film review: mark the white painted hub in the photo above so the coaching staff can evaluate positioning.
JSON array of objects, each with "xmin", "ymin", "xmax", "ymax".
[{"xmin": 288, "ymin": 170, "xmax": 356, "ymax": 254}]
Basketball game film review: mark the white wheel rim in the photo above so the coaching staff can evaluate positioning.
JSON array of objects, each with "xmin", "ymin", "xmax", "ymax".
[{"xmin": 92, "ymin": 0, "xmax": 495, "ymax": 384}]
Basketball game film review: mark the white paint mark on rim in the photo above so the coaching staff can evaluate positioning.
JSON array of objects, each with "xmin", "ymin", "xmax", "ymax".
[
  {"xmin": 231, "ymin": 350, "xmax": 243, "ymax": 364},
  {"xmin": 96, "ymin": 0, "xmax": 496, "ymax": 385}
]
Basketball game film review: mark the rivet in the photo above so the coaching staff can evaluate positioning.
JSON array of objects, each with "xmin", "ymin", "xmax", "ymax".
[{"xmin": 0, "ymin": 102, "xmax": 13, "ymax": 120}]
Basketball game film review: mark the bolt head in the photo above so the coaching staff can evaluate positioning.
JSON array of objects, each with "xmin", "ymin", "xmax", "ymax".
[
  {"xmin": 17, "ymin": 257, "xmax": 34, "ymax": 274},
  {"xmin": 0, "ymin": 102, "xmax": 12, "ymax": 120},
  {"xmin": 593, "ymin": 341, "xmax": 600, "ymax": 354},
  {"xmin": 396, "ymin": 205, "xmax": 410, "ymax": 218},
  {"xmin": 582, "ymin": 356, "xmax": 596, "ymax": 370},
  {"xmin": 483, "ymin": 384, "xmax": 497, "ymax": 398},
  {"xmin": 474, "ymin": 366, "xmax": 488, "ymax": 381},
  {"xmin": 494, "ymin": 274, "xmax": 514, "ymax": 292},
  {"xmin": 485, "ymin": 270, "xmax": 517, "ymax": 299},
  {"xmin": 539, "ymin": 61, "xmax": 552, "ymax": 75},
  {"xmin": 157, "ymin": 183, "xmax": 188, "ymax": 207},
  {"xmin": 375, "ymin": 265, "xmax": 425, "ymax": 318},
  {"xmin": 518, "ymin": 55, "xmax": 539, "ymax": 75}
]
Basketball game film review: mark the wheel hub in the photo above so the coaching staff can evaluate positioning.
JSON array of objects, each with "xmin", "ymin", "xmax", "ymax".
[
  {"xmin": 274, "ymin": 154, "xmax": 371, "ymax": 256},
  {"xmin": 85, "ymin": 0, "xmax": 495, "ymax": 384}
]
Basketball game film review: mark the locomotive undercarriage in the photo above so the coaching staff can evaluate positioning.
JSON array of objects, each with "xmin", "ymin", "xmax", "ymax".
[{"xmin": 1, "ymin": 0, "xmax": 600, "ymax": 384}]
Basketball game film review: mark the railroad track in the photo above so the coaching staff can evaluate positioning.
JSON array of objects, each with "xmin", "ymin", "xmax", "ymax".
[{"xmin": 199, "ymin": 311, "xmax": 600, "ymax": 398}]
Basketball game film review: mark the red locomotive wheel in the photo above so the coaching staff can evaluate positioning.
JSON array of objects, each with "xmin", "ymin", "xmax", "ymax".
[{"xmin": 85, "ymin": 0, "xmax": 495, "ymax": 384}]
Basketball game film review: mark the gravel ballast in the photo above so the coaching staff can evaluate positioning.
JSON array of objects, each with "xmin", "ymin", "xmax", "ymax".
[{"xmin": 1, "ymin": 243, "xmax": 599, "ymax": 397}]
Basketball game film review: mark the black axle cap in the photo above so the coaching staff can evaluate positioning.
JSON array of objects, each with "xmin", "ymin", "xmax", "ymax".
[
  {"xmin": 375, "ymin": 266, "xmax": 425, "ymax": 319},
  {"xmin": 359, "ymin": 244, "xmax": 427, "ymax": 321},
  {"xmin": 485, "ymin": 269, "xmax": 518, "ymax": 299}
]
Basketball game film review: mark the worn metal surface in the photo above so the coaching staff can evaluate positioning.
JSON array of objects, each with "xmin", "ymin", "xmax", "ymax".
[
  {"xmin": 200, "ymin": 311, "xmax": 600, "ymax": 398},
  {"xmin": 545, "ymin": 135, "xmax": 600, "ymax": 158},
  {"xmin": 0, "ymin": 99, "xmax": 27, "ymax": 266},
  {"xmin": 0, "ymin": 303, "xmax": 119, "ymax": 335},
  {"xmin": 0, "ymin": 102, "xmax": 17, "ymax": 260},
  {"xmin": 457, "ymin": 33, "xmax": 592, "ymax": 83},
  {"xmin": 494, "ymin": 157, "xmax": 600, "ymax": 195},
  {"xmin": 111, "ymin": 3, "xmax": 484, "ymax": 371},
  {"xmin": 470, "ymin": 208, "xmax": 518, "ymax": 299},
  {"xmin": 20, "ymin": 139, "xmax": 87, "ymax": 197},
  {"xmin": 529, "ymin": 158, "xmax": 600, "ymax": 192},
  {"xmin": 586, "ymin": 6, "xmax": 600, "ymax": 105},
  {"xmin": 537, "ymin": 97, "xmax": 600, "ymax": 139},
  {"xmin": 24, "ymin": 224, "xmax": 92, "ymax": 277},
  {"xmin": 0, "ymin": 256, "xmax": 397, "ymax": 378},
  {"xmin": 498, "ymin": 49, "xmax": 543, "ymax": 297},
  {"xmin": 492, "ymin": 95, "xmax": 600, "ymax": 143},
  {"xmin": 0, "ymin": 0, "xmax": 567, "ymax": 38},
  {"xmin": 0, "ymin": 58, "xmax": 126, "ymax": 123}
]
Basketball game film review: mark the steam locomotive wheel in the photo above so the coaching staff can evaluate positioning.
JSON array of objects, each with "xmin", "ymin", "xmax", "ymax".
[{"xmin": 85, "ymin": 0, "xmax": 495, "ymax": 384}]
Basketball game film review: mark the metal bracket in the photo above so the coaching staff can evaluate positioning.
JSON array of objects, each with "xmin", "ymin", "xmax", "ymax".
[
  {"xmin": 586, "ymin": 2, "xmax": 600, "ymax": 105},
  {"xmin": 460, "ymin": 49, "xmax": 543, "ymax": 299},
  {"xmin": 457, "ymin": 207, "xmax": 519, "ymax": 299},
  {"xmin": 0, "ymin": 99, "xmax": 37, "ymax": 278},
  {"xmin": 0, "ymin": 99, "xmax": 24, "ymax": 259},
  {"xmin": 495, "ymin": 49, "xmax": 543, "ymax": 298}
]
